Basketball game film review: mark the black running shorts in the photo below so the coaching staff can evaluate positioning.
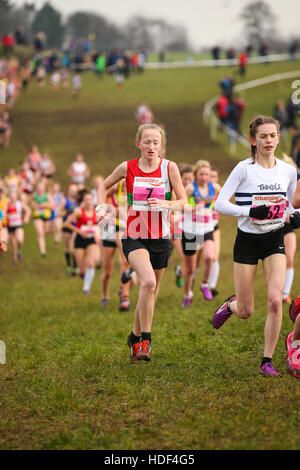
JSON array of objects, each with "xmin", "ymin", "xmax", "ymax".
[
  {"xmin": 74, "ymin": 234, "xmax": 96, "ymax": 249},
  {"xmin": 62, "ymin": 227, "xmax": 73, "ymax": 234},
  {"xmin": 233, "ymin": 228, "xmax": 285, "ymax": 265},
  {"xmin": 102, "ymin": 225, "xmax": 121, "ymax": 247},
  {"xmin": 102, "ymin": 239, "xmax": 117, "ymax": 248},
  {"xmin": 181, "ymin": 230, "xmax": 214, "ymax": 256},
  {"xmin": 121, "ymin": 237, "xmax": 171, "ymax": 270},
  {"xmin": 8, "ymin": 225, "xmax": 23, "ymax": 233}
]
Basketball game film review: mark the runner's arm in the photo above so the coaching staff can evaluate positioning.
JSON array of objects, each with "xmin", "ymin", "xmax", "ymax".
[
  {"xmin": 85, "ymin": 165, "xmax": 91, "ymax": 178},
  {"xmin": 0, "ymin": 220, "xmax": 7, "ymax": 253},
  {"xmin": 215, "ymin": 163, "xmax": 250, "ymax": 217},
  {"xmin": 21, "ymin": 202, "xmax": 31, "ymax": 223},
  {"xmin": 50, "ymin": 161, "xmax": 56, "ymax": 174},
  {"xmin": 148, "ymin": 162, "xmax": 187, "ymax": 211},
  {"xmin": 292, "ymin": 179, "xmax": 300, "ymax": 209},
  {"xmin": 64, "ymin": 208, "xmax": 85, "ymax": 236},
  {"xmin": 287, "ymin": 166, "xmax": 298, "ymax": 211},
  {"xmin": 97, "ymin": 162, "xmax": 127, "ymax": 206},
  {"xmin": 58, "ymin": 195, "xmax": 66, "ymax": 215},
  {"xmin": 67, "ymin": 165, "xmax": 73, "ymax": 177},
  {"xmin": 185, "ymin": 182, "xmax": 194, "ymax": 199},
  {"xmin": 47, "ymin": 194, "xmax": 55, "ymax": 210}
]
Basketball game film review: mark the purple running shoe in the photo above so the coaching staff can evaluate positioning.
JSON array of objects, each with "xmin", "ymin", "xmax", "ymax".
[
  {"xmin": 212, "ymin": 295, "xmax": 236, "ymax": 329},
  {"xmin": 181, "ymin": 297, "xmax": 192, "ymax": 308},
  {"xmin": 201, "ymin": 285, "xmax": 213, "ymax": 301},
  {"xmin": 259, "ymin": 362, "xmax": 281, "ymax": 377},
  {"xmin": 101, "ymin": 298, "xmax": 109, "ymax": 306}
]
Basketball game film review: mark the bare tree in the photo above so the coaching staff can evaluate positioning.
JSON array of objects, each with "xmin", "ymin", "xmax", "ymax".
[
  {"xmin": 123, "ymin": 16, "xmax": 154, "ymax": 50},
  {"xmin": 123, "ymin": 16, "xmax": 190, "ymax": 51},
  {"xmin": 0, "ymin": 0, "xmax": 14, "ymax": 34},
  {"xmin": 240, "ymin": 0, "xmax": 277, "ymax": 47},
  {"xmin": 66, "ymin": 12, "xmax": 124, "ymax": 49}
]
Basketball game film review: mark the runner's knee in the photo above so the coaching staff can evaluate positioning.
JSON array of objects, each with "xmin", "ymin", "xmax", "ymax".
[
  {"xmin": 237, "ymin": 304, "xmax": 253, "ymax": 319},
  {"xmin": 268, "ymin": 296, "xmax": 281, "ymax": 315},
  {"xmin": 102, "ymin": 270, "xmax": 112, "ymax": 282},
  {"xmin": 141, "ymin": 276, "xmax": 156, "ymax": 292},
  {"xmin": 185, "ymin": 263, "xmax": 194, "ymax": 276}
]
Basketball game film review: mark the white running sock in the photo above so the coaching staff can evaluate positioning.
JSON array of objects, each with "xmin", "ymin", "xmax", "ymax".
[
  {"xmin": 208, "ymin": 261, "xmax": 220, "ymax": 289},
  {"xmin": 83, "ymin": 268, "xmax": 95, "ymax": 292},
  {"xmin": 283, "ymin": 268, "xmax": 294, "ymax": 297},
  {"xmin": 176, "ymin": 265, "xmax": 181, "ymax": 276}
]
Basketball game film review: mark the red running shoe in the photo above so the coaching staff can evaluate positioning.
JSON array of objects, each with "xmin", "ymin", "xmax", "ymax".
[
  {"xmin": 289, "ymin": 295, "xmax": 300, "ymax": 323},
  {"xmin": 127, "ymin": 335, "xmax": 140, "ymax": 363},
  {"xmin": 136, "ymin": 340, "xmax": 152, "ymax": 361}
]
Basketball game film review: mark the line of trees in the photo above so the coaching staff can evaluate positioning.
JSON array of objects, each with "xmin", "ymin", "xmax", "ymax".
[
  {"xmin": 1, "ymin": 0, "xmax": 298, "ymax": 54},
  {"xmin": 0, "ymin": 0, "xmax": 190, "ymax": 51}
]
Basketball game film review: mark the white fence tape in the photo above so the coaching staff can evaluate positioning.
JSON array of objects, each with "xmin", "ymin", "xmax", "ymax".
[
  {"xmin": 70, "ymin": 52, "xmax": 300, "ymax": 72},
  {"xmin": 145, "ymin": 53, "xmax": 300, "ymax": 70}
]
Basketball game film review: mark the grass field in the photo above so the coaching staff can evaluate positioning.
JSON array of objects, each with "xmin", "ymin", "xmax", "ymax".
[{"xmin": 0, "ymin": 60, "xmax": 300, "ymax": 450}]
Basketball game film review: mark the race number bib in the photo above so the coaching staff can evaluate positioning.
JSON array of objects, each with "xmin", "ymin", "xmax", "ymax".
[
  {"xmin": 251, "ymin": 194, "xmax": 288, "ymax": 230},
  {"xmin": 102, "ymin": 218, "xmax": 116, "ymax": 240},
  {"xmin": 182, "ymin": 206, "xmax": 214, "ymax": 236},
  {"xmin": 8, "ymin": 214, "xmax": 22, "ymax": 227},
  {"xmin": 81, "ymin": 224, "xmax": 96, "ymax": 238},
  {"xmin": 132, "ymin": 177, "xmax": 165, "ymax": 211},
  {"xmin": 192, "ymin": 208, "xmax": 214, "ymax": 234}
]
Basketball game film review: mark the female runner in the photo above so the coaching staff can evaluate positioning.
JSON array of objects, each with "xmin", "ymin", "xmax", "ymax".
[
  {"xmin": 173, "ymin": 165, "xmax": 194, "ymax": 289},
  {"xmin": 62, "ymin": 183, "xmax": 78, "ymax": 276},
  {"xmin": 40, "ymin": 153, "xmax": 56, "ymax": 181},
  {"xmin": 49, "ymin": 182, "xmax": 65, "ymax": 249},
  {"xmin": 32, "ymin": 181, "xmax": 54, "ymax": 256},
  {"xmin": 285, "ymin": 181, "xmax": 300, "ymax": 378},
  {"xmin": 213, "ymin": 115, "xmax": 298, "ymax": 377},
  {"xmin": 68, "ymin": 154, "xmax": 90, "ymax": 189},
  {"xmin": 97, "ymin": 123, "xmax": 187, "ymax": 362},
  {"xmin": 64, "ymin": 191, "xmax": 99, "ymax": 294},
  {"xmin": 0, "ymin": 209, "xmax": 8, "ymax": 254},
  {"xmin": 0, "ymin": 187, "xmax": 8, "ymax": 245},
  {"xmin": 183, "ymin": 160, "xmax": 218, "ymax": 303},
  {"xmin": 6, "ymin": 188, "xmax": 31, "ymax": 264},
  {"xmin": 101, "ymin": 180, "xmax": 132, "ymax": 311},
  {"xmin": 208, "ymin": 167, "xmax": 222, "ymax": 296}
]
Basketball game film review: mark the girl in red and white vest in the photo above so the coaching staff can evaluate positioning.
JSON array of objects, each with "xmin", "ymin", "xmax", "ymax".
[{"xmin": 97, "ymin": 124, "xmax": 187, "ymax": 362}]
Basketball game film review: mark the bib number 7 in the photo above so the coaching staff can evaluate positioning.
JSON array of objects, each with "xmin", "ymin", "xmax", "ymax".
[{"xmin": 146, "ymin": 188, "xmax": 154, "ymax": 199}]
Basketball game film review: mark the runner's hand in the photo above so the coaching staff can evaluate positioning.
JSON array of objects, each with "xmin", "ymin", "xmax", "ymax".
[
  {"xmin": 289, "ymin": 212, "xmax": 300, "ymax": 229},
  {"xmin": 0, "ymin": 241, "xmax": 7, "ymax": 253},
  {"xmin": 147, "ymin": 198, "xmax": 164, "ymax": 210},
  {"xmin": 96, "ymin": 206, "xmax": 110, "ymax": 227},
  {"xmin": 249, "ymin": 205, "xmax": 270, "ymax": 220}
]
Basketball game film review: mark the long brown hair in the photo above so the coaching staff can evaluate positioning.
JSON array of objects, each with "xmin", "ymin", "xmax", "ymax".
[{"xmin": 249, "ymin": 115, "xmax": 280, "ymax": 163}]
